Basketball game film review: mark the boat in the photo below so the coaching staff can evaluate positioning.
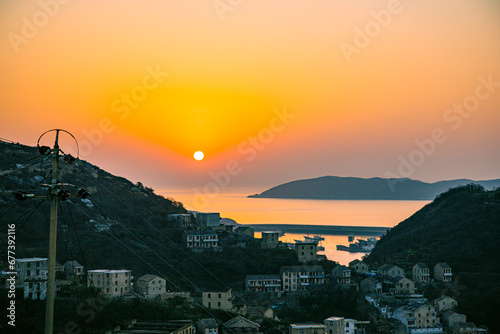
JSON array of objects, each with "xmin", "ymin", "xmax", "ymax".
[
  {"xmin": 304, "ymin": 235, "xmax": 325, "ymax": 241},
  {"xmin": 336, "ymin": 244, "xmax": 371, "ymax": 253}
]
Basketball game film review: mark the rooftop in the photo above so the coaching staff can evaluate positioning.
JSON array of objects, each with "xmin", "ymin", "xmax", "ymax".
[
  {"xmin": 16, "ymin": 257, "xmax": 48, "ymax": 262},
  {"xmin": 184, "ymin": 230, "xmax": 218, "ymax": 236}
]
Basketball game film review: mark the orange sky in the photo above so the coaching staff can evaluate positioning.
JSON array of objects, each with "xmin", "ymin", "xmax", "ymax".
[{"xmin": 1, "ymin": 0, "xmax": 500, "ymax": 191}]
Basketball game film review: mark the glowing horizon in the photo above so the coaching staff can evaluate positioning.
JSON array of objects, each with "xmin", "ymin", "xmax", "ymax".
[{"xmin": 1, "ymin": 0, "xmax": 500, "ymax": 190}]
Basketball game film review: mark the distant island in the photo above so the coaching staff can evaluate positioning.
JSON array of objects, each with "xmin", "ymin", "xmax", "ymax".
[{"xmin": 248, "ymin": 176, "xmax": 500, "ymax": 200}]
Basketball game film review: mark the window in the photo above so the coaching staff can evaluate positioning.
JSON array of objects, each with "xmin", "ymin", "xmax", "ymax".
[
  {"xmin": 218, "ymin": 302, "xmax": 221, "ymax": 307},
  {"xmin": 218, "ymin": 293, "xmax": 221, "ymax": 298},
  {"xmin": 207, "ymin": 293, "xmax": 211, "ymax": 298}
]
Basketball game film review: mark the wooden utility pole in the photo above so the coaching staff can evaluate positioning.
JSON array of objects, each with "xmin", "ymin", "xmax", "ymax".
[
  {"xmin": 13, "ymin": 129, "xmax": 83, "ymax": 334},
  {"xmin": 44, "ymin": 130, "xmax": 61, "ymax": 334}
]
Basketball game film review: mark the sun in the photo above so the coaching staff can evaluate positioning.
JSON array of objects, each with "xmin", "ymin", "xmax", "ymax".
[{"xmin": 193, "ymin": 151, "xmax": 204, "ymax": 161}]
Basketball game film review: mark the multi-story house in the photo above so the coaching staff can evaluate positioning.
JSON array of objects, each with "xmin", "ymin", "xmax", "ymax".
[
  {"xmin": 135, "ymin": 274, "xmax": 166, "ymax": 298},
  {"xmin": 394, "ymin": 303, "xmax": 441, "ymax": 333},
  {"xmin": 55, "ymin": 262, "xmax": 65, "ymax": 273},
  {"xmin": 331, "ymin": 265, "xmax": 351, "ymax": 285},
  {"xmin": 394, "ymin": 277, "xmax": 415, "ymax": 295},
  {"xmin": 434, "ymin": 263, "xmax": 453, "ymax": 283},
  {"xmin": 197, "ymin": 318, "xmax": 218, "ymax": 334},
  {"xmin": 195, "ymin": 212, "xmax": 220, "ymax": 229},
  {"xmin": 452, "ymin": 322, "xmax": 477, "ymax": 334},
  {"xmin": 280, "ymin": 265, "xmax": 325, "ymax": 292},
  {"xmin": 433, "ymin": 295, "xmax": 458, "ymax": 313},
  {"xmin": 245, "ymin": 275, "xmax": 281, "ymax": 292},
  {"xmin": 289, "ymin": 323, "xmax": 326, "ymax": 334},
  {"xmin": 349, "ymin": 259, "xmax": 369, "ymax": 275},
  {"xmin": 168, "ymin": 214, "xmax": 193, "ymax": 229},
  {"xmin": 413, "ymin": 263, "xmax": 430, "ymax": 284},
  {"xmin": 64, "ymin": 260, "xmax": 84, "ymax": 276},
  {"xmin": 87, "ymin": 269, "xmax": 132, "ymax": 297},
  {"xmin": 202, "ymin": 289, "xmax": 233, "ymax": 311},
  {"xmin": 442, "ymin": 310, "xmax": 466, "ymax": 329},
  {"xmin": 360, "ymin": 277, "xmax": 382, "ymax": 294},
  {"xmin": 324, "ymin": 317, "xmax": 344, "ymax": 334},
  {"xmin": 183, "ymin": 230, "xmax": 219, "ymax": 249},
  {"xmin": 261, "ymin": 231, "xmax": 279, "ymax": 249},
  {"xmin": 15, "ymin": 258, "xmax": 48, "ymax": 300},
  {"xmin": 235, "ymin": 226, "xmax": 254, "ymax": 238},
  {"xmin": 295, "ymin": 242, "xmax": 318, "ymax": 263},
  {"xmin": 378, "ymin": 264, "xmax": 405, "ymax": 278}
]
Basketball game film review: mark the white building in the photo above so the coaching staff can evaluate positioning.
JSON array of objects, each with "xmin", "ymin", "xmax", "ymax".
[{"xmin": 15, "ymin": 258, "xmax": 48, "ymax": 300}]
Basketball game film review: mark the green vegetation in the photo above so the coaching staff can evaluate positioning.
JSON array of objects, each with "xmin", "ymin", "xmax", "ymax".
[{"xmin": 366, "ymin": 184, "xmax": 500, "ymax": 332}]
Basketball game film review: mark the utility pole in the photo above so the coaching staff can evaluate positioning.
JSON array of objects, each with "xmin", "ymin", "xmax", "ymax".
[
  {"xmin": 14, "ymin": 129, "xmax": 85, "ymax": 334},
  {"xmin": 44, "ymin": 130, "xmax": 61, "ymax": 334}
]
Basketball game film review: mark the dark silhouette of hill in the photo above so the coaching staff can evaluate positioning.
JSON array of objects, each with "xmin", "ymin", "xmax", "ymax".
[
  {"xmin": 366, "ymin": 184, "xmax": 500, "ymax": 332},
  {"xmin": 0, "ymin": 140, "xmax": 300, "ymax": 293},
  {"xmin": 249, "ymin": 176, "xmax": 500, "ymax": 200}
]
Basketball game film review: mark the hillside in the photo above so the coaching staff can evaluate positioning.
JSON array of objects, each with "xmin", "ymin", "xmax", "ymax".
[
  {"xmin": 248, "ymin": 176, "xmax": 500, "ymax": 200},
  {"xmin": 0, "ymin": 140, "xmax": 301, "ymax": 292},
  {"xmin": 366, "ymin": 184, "xmax": 500, "ymax": 332}
]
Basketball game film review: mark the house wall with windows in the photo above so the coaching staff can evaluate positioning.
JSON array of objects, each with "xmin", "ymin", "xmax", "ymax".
[
  {"xmin": 202, "ymin": 289, "xmax": 233, "ymax": 311},
  {"xmin": 87, "ymin": 269, "xmax": 132, "ymax": 296}
]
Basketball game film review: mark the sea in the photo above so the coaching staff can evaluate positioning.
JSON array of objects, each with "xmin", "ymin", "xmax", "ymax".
[{"xmin": 158, "ymin": 188, "xmax": 430, "ymax": 265}]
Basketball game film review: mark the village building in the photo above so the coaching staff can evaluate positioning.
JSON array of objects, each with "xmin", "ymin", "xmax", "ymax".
[
  {"xmin": 360, "ymin": 277, "xmax": 382, "ymax": 294},
  {"xmin": 135, "ymin": 274, "xmax": 166, "ymax": 298},
  {"xmin": 349, "ymin": 259, "xmax": 369, "ymax": 275},
  {"xmin": 14, "ymin": 257, "xmax": 48, "ymax": 300},
  {"xmin": 235, "ymin": 226, "xmax": 254, "ymax": 238},
  {"xmin": 331, "ymin": 265, "xmax": 351, "ymax": 285},
  {"xmin": 393, "ymin": 277, "xmax": 415, "ymax": 295},
  {"xmin": 280, "ymin": 265, "xmax": 325, "ymax": 292},
  {"xmin": 295, "ymin": 242, "xmax": 318, "ymax": 263},
  {"xmin": 378, "ymin": 264, "xmax": 405, "ymax": 278},
  {"xmin": 202, "ymin": 289, "xmax": 233, "ymax": 311},
  {"xmin": 223, "ymin": 315, "xmax": 261, "ymax": 334},
  {"xmin": 261, "ymin": 231, "xmax": 279, "ymax": 249},
  {"xmin": 197, "ymin": 318, "xmax": 218, "ymax": 334},
  {"xmin": 413, "ymin": 263, "xmax": 430, "ymax": 284},
  {"xmin": 64, "ymin": 260, "xmax": 84, "ymax": 276},
  {"xmin": 324, "ymin": 317, "xmax": 344, "ymax": 334},
  {"xmin": 87, "ymin": 269, "xmax": 132, "ymax": 297},
  {"xmin": 434, "ymin": 263, "xmax": 453, "ymax": 283},
  {"xmin": 245, "ymin": 275, "xmax": 281, "ymax": 293},
  {"xmin": 183, "ymin": 230, "xmax": 220, "ymax": 250},
  {"xmin": 195, "ymin": 212, "xmax": 221, "ymax": 229},
  {"xmin": 433, "ymin": 295, "xmax": 458, "ymax": 313},
  {"xmin": 289, "ymin": 323, "xmax": 326, "ymax": 334},
  {"xmin": 442, "ymin": 310, "xmax": 466, "ymax": 329}
]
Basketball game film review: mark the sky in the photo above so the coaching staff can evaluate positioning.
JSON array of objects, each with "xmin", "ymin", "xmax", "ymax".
[{"xmin": 1, "ymin": 0, "xmax": 500, "ymax": 195}]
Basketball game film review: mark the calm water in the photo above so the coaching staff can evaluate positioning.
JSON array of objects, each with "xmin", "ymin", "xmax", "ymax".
[{"xmin": 159, "ymin": 188, "xmax": 429, "ymax": 265}]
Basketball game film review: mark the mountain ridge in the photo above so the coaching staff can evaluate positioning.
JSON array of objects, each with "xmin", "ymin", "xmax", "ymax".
[{"xmin": 249, "ymin": 175, "xmax": 500, "ymax": 200}]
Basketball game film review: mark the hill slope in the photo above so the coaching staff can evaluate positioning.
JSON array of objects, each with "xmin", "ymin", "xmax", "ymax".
[
  {"xmin": 0, "ymin": 140, "xmax": 300, "ymax": 292},
  {"xmin": 366, "ymin": 184, "xmax": 500, "ymax": 331},
  {"xmin": 249, "ymin": 176, "xmax": 500, "ymax": 200}
]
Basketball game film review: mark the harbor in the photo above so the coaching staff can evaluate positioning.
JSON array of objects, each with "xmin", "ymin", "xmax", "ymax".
[{"xmin": 246, "ymin": 224, "xmax": 390, "ymax": 236}]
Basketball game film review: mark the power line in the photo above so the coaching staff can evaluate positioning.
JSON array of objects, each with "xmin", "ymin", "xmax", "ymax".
[
  {"xmin": 72, "ymin": 167, "xmax": 283, "ymax": 331},
  {"xmin": 67, "ymin": 200, "xmax": 232, "ymax": 328}
]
